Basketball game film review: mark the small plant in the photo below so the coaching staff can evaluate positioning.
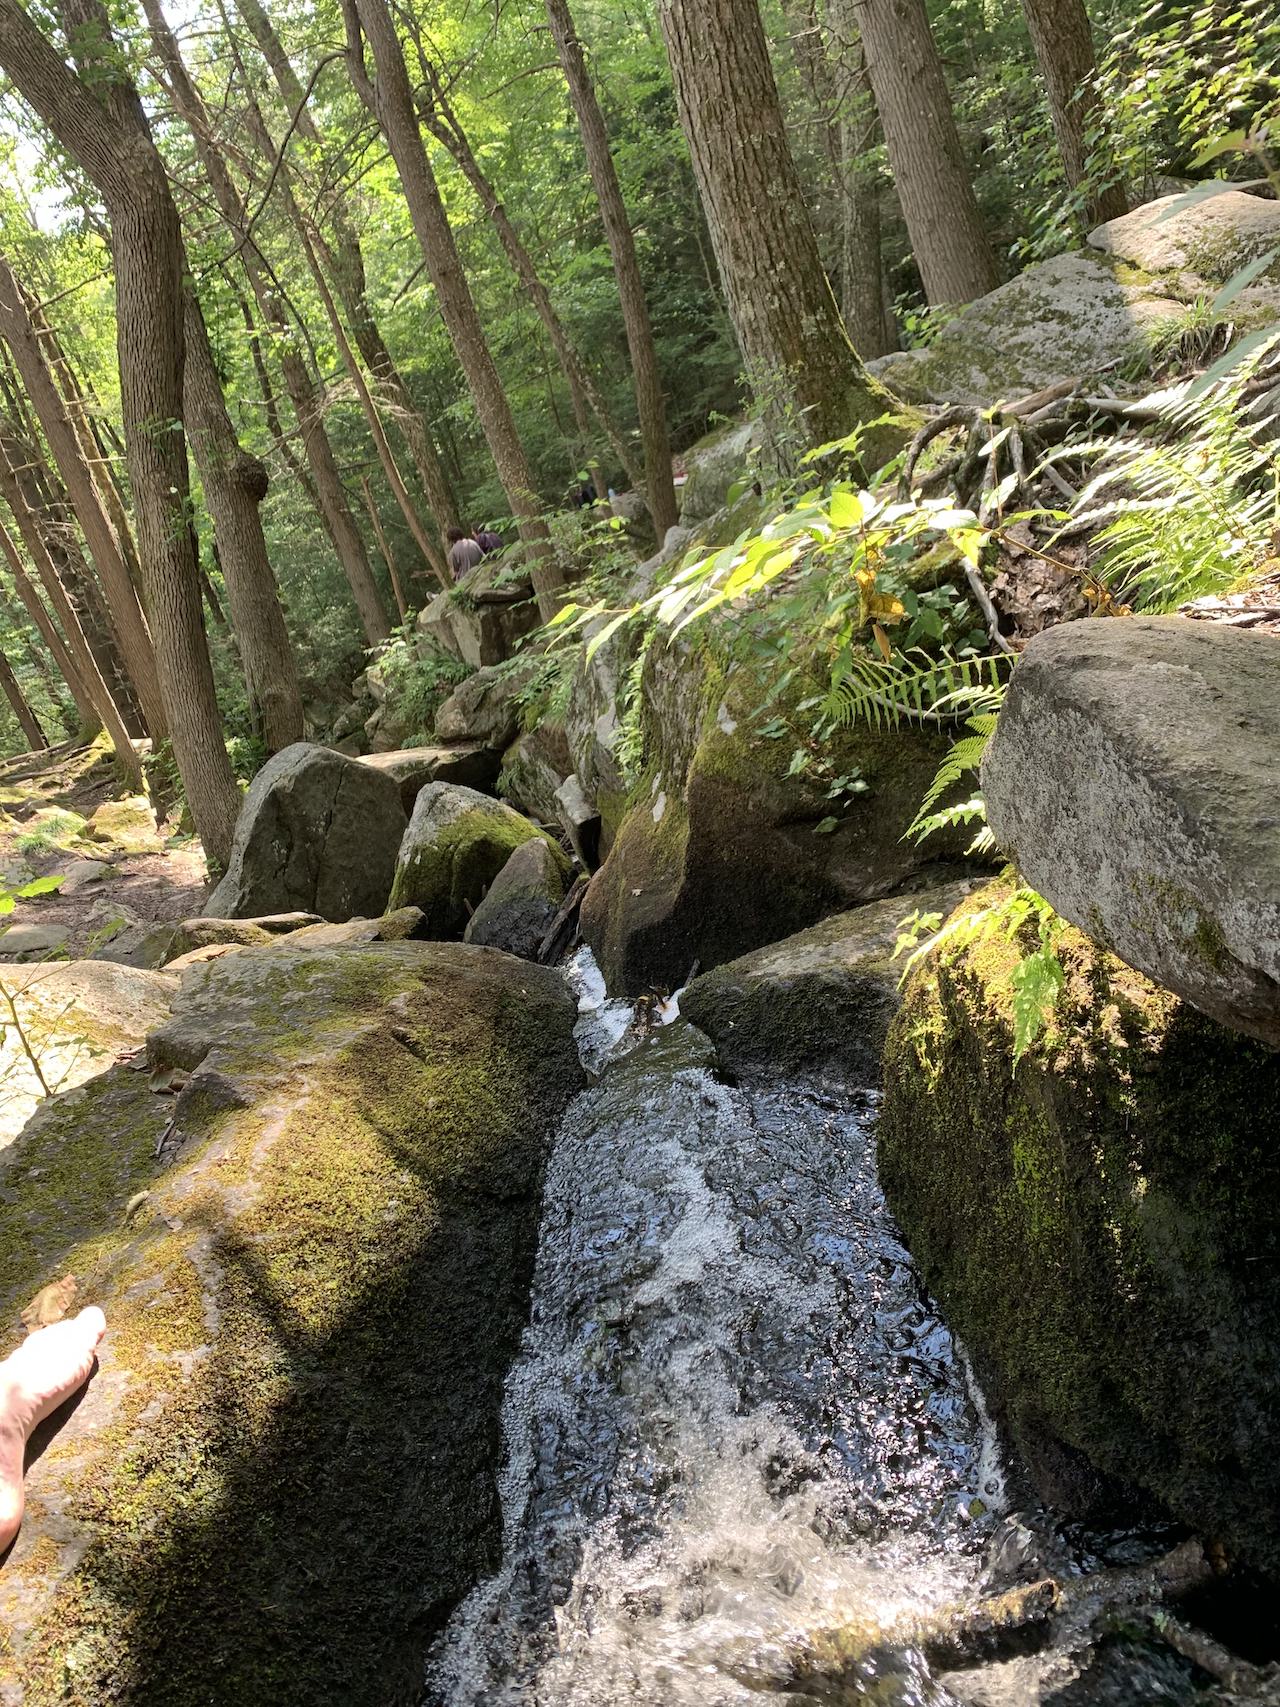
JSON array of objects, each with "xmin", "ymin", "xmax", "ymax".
[
  {"xmin": 374, "ymin": 627, "xmax": 472, "ymax": 743},
  {"xmin": 15, "ymin": 810, "xmax": 87, "ymax": 856}
]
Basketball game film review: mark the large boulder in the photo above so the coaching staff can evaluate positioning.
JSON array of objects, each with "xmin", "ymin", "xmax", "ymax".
[
  {"xmin": 579, "ymin": 634, "xmax": 971, "ymax": 993},
  {"xmin": 982, "ymin": 616, "xmax": 1280, "ymax": 1049},
  {"xmin": 678, "ymin": 420, "xmax": 759, "ymax": 526},
  {"xmin": 357, "ymin": 743, "xmax": 500, "ymax": 812},
  {"xmin": 166, "ymin": 913, "xmax": 323, "ymax": 960},
  {"xmin": 681, "ymin": 879, "xmax": 973, "ymax": 1082},
  {"xmin": 387, "ymin": 782, "xmax": 560, "ymax": 937},
  {"xmin": 880, "ymin": 878, "xmax": 1280, "ymax": 1575},
  {"xmin": 418, "ymin": 561, "xmax": 541, "ymax": 669},
  {"xmin": 499, "ymin": 723, "xmax": 574, "ymax": 826},
  {"xmin": 1088, "ymin": 189, "xmax": 1280, "ymax": 321},
  {"xmin": 0, "ymin": 959, "xmax": 175, "ymax": 1150},
  {"xmin": 0, "ymin": 941, "xmax": 582, "ymax": 1703},
  {"xmin": 464, "ymin": 838, "xmax": 570, "ymax": 962},
  {"xmin": 433, "ymin": 662, "xmax": 535, "ymax": 752},
  {"xmin": 205, "ymin": 742, "xmax": 406, "ymax": 923}
]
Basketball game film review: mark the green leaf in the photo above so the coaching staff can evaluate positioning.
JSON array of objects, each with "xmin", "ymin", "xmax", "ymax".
[
  {"xmin": 1210, "ymin": 246, "xmax": 1279, "ymax": 313},
  {"xmin": 584, "ymin": 610, "xmax": 633, "ymax": 663},
  {"xmin": 1186, "ymin": 325, "xmax": 1280, "ymax": 399},
  {"xmin": 812, "ymin": 816, "xmax": 840, "ymax": 834},
  {"xmin": 16, "ymin": 875, "xmax": 64, "ymax": 897},
  {"xmin": 0, "ymin": 896, "xmax": 15, "ymax": 916},
  {"xmin": 1188, "ymin": 131, "xmax": 1249, "ymax": 168},
  {"xmin": 827, "ymin": 488, "xmax": 872, "ymax": 530},
  {"xmin": 1010, "ymin": 946, "xmax": 1065, "ymax": 1068}
]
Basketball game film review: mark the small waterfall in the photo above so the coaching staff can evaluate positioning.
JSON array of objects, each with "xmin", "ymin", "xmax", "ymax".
[{"xmin": 427, "ymin": 956, "xmax": 1010, "ymax": 1705}]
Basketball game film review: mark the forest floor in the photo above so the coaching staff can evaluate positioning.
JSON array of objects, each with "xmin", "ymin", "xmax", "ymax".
[{"xmin": 0, "ymin": 738, "xmax": 208, "ymax": 961}]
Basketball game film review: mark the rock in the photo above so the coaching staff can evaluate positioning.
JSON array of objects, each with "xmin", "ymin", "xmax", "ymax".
[
  {"xmin": 870, "ymin": 250, "xmax": 1187, "ymax": 405},
  {"xmin": 981, "ymin": 616, "xmax": 1280, "ymax": 1049},
  {"xmin": 269, "ymin": 907, "xmax": 427, "ymax": 949},
  {"xmin": 85, "ymin": 795, "xmax": 162, "ymax": 855},
  {"xmin": 1088, "ymin": 189, "xmax": 1280, "ymax": 317},
  {"xmin": 91, "ymin": 915, "xmax": 179, "ymax": 970},
  {"xmin": 387, "ymin": 783, "xmax": 559, "ymax": 938},
  {"xmin": 464, "ymin": 840, "xmax": 570, "ymax": 961},
  {"xmin": 880, "ymin": 877, "xmax": 1280, "ymax": 1577},
  {"xmin": 164, "ymin": 943, "xmax": 246, "ymax": 972},
  {"xmin": 205, "ymin": 742, "xmax": 406, "ymax": 923},
  {"xmin": 51, "ymin": 857, "xmax": 111, "ymax": 893},
  {"xmin": 678, "ymin": 420, "xmax": 759, "ymax": 525},
  {"xmin": 433, "ymin": 663, "xmax": 533, "ymax": 751},
  {"xmin": 0, "ymin": 941, "xmax": 582, "ymax": 1701},
  {"xmin": 579, "ymin": 632, "xmax": 972, "ymax": 993},
  {"xmin": 0, "ymin": 922, "xmax": 70, "ymax": 960},
  {"xmin": 499, "ymin": 724, "xmax": 573, "ymax": 826},
  {"xmin": 358, "ymin": 743, "xmax": 500, "ymax": 813},
  {"xmin": 167, "ymin": 913, "xmax": 324, "ymax": 961},
  {"xmin": 419, "ymin": 561, "xmax": 540, "ymax": 669},
  {"xmin": 0, "ymin": 959, "xmax": 175, "ymax": 1150},
  {"xmin": 681, "ymin": 880, "xmax": 974, "ymax": 1081},
  {"xmin": 365, "ymin": 702, "xmax": 413, "ymax": 755},
  {"xmin": 553, "ymin": 773, "xmax": 600, "ymax": 869}
]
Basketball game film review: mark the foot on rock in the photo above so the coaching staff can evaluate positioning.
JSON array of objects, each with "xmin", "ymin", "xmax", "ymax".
[{"xmin": 0, "ymin": 1307, "xmax": 105, "ymax": 1553}]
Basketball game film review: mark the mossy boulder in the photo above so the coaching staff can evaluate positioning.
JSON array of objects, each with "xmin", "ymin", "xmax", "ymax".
[
  {"xmin": 1088, "ymin": 189, "xmax": 1280, "ymax": 324},
  {"xmin": 879, "ymin": 877, "xmax": 1280, "ymax": 1574},
  {"xmin": 84, "ymin": 795, "xmax": 162, "ymax": 856},
  {"xmin": 206, "ymin": 742, "xmax": 407, "ymax": 923},
  {"xmin": 678, "ymin": 420, "xmax": 759, "ymax": 525},
  {"xmin": 433, "ymin": 662, "xmax": 536, "ymax": 752},
  {"xmin": 166, "ymin": 913, "xmax": 323, "ymax": 960},
  {"xmin": 0, "ymin": 941, "xmax": 583, "ymax": 1704},
  {"xmin": 499, "ymin": 723, "xmax": 574, "ymax": 826},
  {"xmin": 682, "ymin": 878, "xmax": 973, "ymax": 1082},
  {"xmin": 464, "ymin": 839, "xmax": 570, "ymax": 961},
  {"xmin": 387, "ymin": 782, "xmax": 560, "ymax": 938},
  {"xmin": 357, "ymin": 743, "xmax": 500, "ymax": 812},
  {"xmin": 579, "ymin": 633, "xmax": 973, "ymax": 993}
]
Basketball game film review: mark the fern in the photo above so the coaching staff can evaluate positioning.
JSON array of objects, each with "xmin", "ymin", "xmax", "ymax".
[
  {"xmin": 826, "ymin": 647, "xmax": 1010, "ymax": 732},
  {"xmin": 1010, "ymin": 941, "xmax": 1065, "ymax": 1067}
]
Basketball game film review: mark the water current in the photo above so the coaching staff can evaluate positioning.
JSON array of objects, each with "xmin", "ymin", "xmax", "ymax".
[{"xmin": 426, "ymin": 953, "xmax": 1215, "ymax": 1707}]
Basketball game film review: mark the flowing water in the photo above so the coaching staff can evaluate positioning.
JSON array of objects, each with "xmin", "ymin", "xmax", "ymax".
[{"xmin": 426, "ymin": 955, "xmax": 1214, "ymax": 1707}]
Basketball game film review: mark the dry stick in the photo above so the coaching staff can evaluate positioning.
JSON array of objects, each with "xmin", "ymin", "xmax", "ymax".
[{"xmin": 360, "ymin": 473, "xmax": 407, "ymax": 621}]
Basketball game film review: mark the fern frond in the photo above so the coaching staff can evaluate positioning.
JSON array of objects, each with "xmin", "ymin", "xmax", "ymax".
[{"xmin": 825, "ymin": 648, "xmax": 1010, "ymax": 732}]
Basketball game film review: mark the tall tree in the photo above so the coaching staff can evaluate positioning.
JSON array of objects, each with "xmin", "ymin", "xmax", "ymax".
[
  {"xmin": 0, "ymin": 254, "xmax": 167, "ymax": 737},
  {"xmin": 139, "ymin": 0, "xmax": 392, "ymax": 647},
  {"xmin": 0, "ymin": 0, "xmax": 242, "ymax": 864},
  {"xmin": 0, "ymin": 645, "xmax": 46, "ymax": 748},
  {"xmin": 544, "ymin": 0, "xmax": 678, "ymax": 536},
  {"xmin": 343, "ymin": 0, "xmax": 567, "ymax": 621},
  {"xmin": 1020, "ymin": 0, "xmax": 1127, "ymax": 227},
  {"xmin": 656, "ymin": 0, "xmax": 901, "ymax": 464},
  {"xmin": 826, "ymin": 0, "xmax": 897, "ymax": 357},
  {"xmin": 856, "ymin": 0, "xmax": 998, "ymax": 306},
  {"xmin": 226, "ymin": 0, "xmax": 463, "ymax": 555}
]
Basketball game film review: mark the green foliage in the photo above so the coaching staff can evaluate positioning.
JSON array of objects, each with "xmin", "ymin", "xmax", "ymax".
[
  {"xmin": 14, "ymin": 810, "xmax": 86, "ymax": 855},
  {"xmin": 375, "ymin": 630, "xmax": 472, "ymax": 745}
]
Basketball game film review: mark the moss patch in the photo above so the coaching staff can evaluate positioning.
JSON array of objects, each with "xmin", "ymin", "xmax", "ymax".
[
  {"xmin": 0, "ymin": 943, "xmax": 583, "ymax": 1705},
  {"xmin": 388, "ymin": 804, "xmax": 555, "ymax": 937},
  {"xmin": 879, "ymin": 878, "xmax": 1280, "ymax": 1569}
]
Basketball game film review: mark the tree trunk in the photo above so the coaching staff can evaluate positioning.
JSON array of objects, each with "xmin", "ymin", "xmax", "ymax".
[
  {"xmin": 1020, "ymin": 0, "xmax": 1127, "ymax": 227},
  {"xmin": 0, "ymin": 0, "xmax": 243, "ymax": 865},
  {"xmin": 360, "ymin": 475, "xmax": 407, "ymax": 621},
  {"xmin": 181, "ymin": 290, "xmax": 305, "ymax": 750},
  {"xmin": 0, "ymin": 253, "xmax": 167, "ymax": 737},
  {"xmin": 140, "ymin": 0, "xmax": 391, "ymax": 647},
  {"xmin": 656, "ymin": 0, "xmax": 901, "ymax": 465},
  {"xmin": 229, "ymin": 0, "xmax": 463, "ymax": 551},
  {"xmin": 856, "ymin": 0, "xmax": 998, "ymax": 307},
  {"xmin": 0, "ymin": 646, "xmax": 46, "ymax": 749},
  {"xmin": 420, "ymin": 75, "xmax": 645, "ymax": 495},
  {"xmin": 0, "ymin": 511, "xmax": 95, "ymax": 729},
  {"xmin": 545, "ymin": 0, "xmax": 678, "ymax": 535},
  {"xmin": 826, "ymin": 0, "xmax": 896, "ymax": 356},
  {"xmin": 346, "ymin": 0, "xmax": 567, "ymax": 621}
]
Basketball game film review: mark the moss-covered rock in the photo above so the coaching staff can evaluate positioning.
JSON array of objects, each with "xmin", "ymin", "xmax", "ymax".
[
  {"xmin": 579, "ymin": 633, "xmax": 974, "ymax": 993},
  {"xmin": 682, "ymin": 879, "xmax": 973, "ymax": 1082},
  {"xmin": 387, "ymin": 782, "xmax": 560, "ymax": 937},
  {"xmin": 879, "ymin": 878, "xmax": 1280, "ymax": 1573},
  {"xmin": 0, "ymin": 941, "xmax": 583, "ymax": 1704}
]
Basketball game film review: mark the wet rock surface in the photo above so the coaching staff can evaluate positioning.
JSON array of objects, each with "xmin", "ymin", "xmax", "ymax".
[{"xmin": 982, "ymin": 616, "xmax": 1280, "ymax": 1048}]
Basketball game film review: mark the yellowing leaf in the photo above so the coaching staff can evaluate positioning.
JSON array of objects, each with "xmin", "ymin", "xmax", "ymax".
[{"xmin": 872, "ymin": 622, "xmax": 893, "ymax": 662}]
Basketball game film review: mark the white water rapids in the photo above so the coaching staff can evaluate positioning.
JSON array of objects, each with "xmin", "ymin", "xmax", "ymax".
[{"xmin": 425, "ymin": 953, "xmax": 1207, "ymax": 1707}]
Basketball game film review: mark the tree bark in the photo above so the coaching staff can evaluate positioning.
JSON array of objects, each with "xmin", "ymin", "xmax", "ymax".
[
  {"xmin": 825, "ymin": 0, "xmax": 896, "ymax": 356},
  {"xmin": 0, "ymin": 0, "xmax": 243, "ymax": 865},
  {"xmin": 181, "ymin": 290, "xmax": 305, "ymax": 749},
  {"xmin": 140, "ymin": 0, "xmax": 391, "ymax": 647},
  {"xmin": 228, "ymin": 0, "xmax": 463, "ymax": 552},
  {"xmin": 545, "ymin": 0, "xmax": 677, "ymax": 535},
  {"xmin": 656, "ymin": 0, "xmax": 901, "ymax": 464},
  {"xmin": 346, "ymin": 0, "xmax": 567, "ymax": 621},
  {"xmin": 0, "ymin": 645, "xmax": 46, "ymax": 749},
  {"xmin": 360, "ymin": 475, "xmax": 406, "ymax": 621},
  {"xmin": 1020, "ymin": 0, "xmax": 1127, "ymax": 227},
  {"xmin": 856, "ymin": 0, "xmax": 999, "ymax": 307},
  {"xmin": 0, "ymin": 253, "xmax": 167, "ymax": 737}
]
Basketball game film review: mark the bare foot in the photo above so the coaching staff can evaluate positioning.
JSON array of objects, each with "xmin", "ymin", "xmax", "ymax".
[{"xmin": 0, "ymin": 1307, "xmax": 106, "ymax": 1555}]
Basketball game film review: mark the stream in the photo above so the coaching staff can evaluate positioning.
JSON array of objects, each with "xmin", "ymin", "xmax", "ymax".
[{"xmin": 425, "ymin": 953, "xmax": 1215, "ymax": 1706}]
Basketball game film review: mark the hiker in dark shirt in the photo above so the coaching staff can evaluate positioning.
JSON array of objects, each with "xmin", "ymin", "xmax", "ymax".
[
  {"xmin": 447, "ymin": 527, "xmax": 484, "ymax": 580},
  {"xmin": 474, "ymin": 525, "xmax": 503, "ymax": 556}
]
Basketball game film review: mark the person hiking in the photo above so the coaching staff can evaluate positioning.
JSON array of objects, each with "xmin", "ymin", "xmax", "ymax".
[
  {"xmin": 474, "ymin": 524, "xmax": 503, "ymax": 556},
  {"xmin": 447, "ymin": 527, "xmax": 484, "ymax": 580}
]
